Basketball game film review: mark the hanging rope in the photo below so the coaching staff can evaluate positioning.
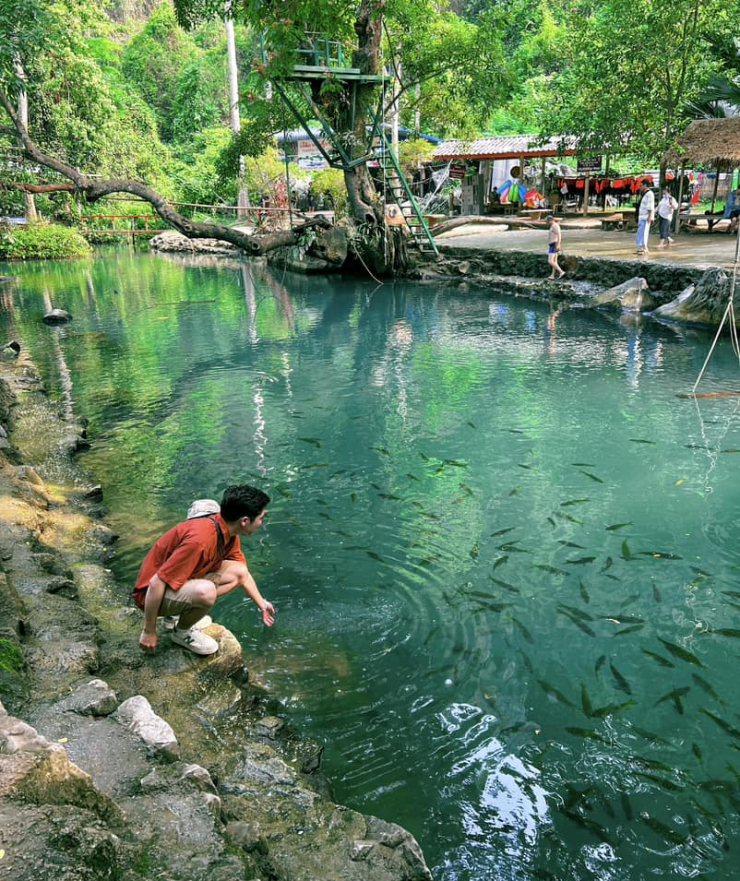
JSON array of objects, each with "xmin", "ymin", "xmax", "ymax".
[{"xmin": 691, "ymin": 224, "xmax": 740, "ymax": 395}]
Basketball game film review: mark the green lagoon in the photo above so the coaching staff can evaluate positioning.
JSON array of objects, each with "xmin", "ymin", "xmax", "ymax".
[{"xmin": 3, "ymin": 249, "xmax": 740, "ymax": 879}]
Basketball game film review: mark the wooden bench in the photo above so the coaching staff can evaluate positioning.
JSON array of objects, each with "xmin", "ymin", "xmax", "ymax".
[
  {"xmin": 519, "ymin": 209, "xmax": 546, "ymax": 221},
  {"xmin": 601, "ymin": 213, "xmax": 624, "ymax": 230},
  {"xmin": 680, "ymin": 213, "xmax": 733, "ymax": 233}
]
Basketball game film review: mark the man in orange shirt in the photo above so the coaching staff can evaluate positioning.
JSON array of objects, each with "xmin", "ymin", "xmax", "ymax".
[{"xmin": 134, "ymin": 485, "xmax": 275, "ymax": 656}]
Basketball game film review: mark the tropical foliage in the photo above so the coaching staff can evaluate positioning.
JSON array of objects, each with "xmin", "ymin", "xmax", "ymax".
[{"xmin": 2, "ymin": 0, "xmax": 740, "ymax": 233}]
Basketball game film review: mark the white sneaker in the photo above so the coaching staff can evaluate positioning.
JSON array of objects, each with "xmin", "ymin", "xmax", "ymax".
[
  {"xmin": 162, "ymin": 615, "xmax": 213, "ymax": 631},
  {"xmin": 171, "ymin": 626, "xmax": 219, "ymax": 656}
]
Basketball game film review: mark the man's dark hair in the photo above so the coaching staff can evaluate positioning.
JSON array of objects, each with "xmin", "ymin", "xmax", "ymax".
[{"xmin": 220, "ymin": 485, "xmax": 271, "ymax": 522}]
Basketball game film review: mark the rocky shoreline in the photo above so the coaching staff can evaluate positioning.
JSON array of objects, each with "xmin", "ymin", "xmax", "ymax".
[
  {"xmin": 0, "ymin": 354, "xmax": 432, "ymax": 881},
  {"xmin": 150, "ymin": 229, "xmax": 737, "ymax": 326}
]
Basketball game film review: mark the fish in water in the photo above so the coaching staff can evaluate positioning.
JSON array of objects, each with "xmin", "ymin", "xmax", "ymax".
[
  {"xmin": 581, "ymin": 684, "xmax": 593, "ymax": 717},
  {"xmin": 654, "ymin": 686, "xmax": 690, "ymax": 714},
  {"xmin": 559, "ymin": 604, "xmax": 593, "ymax": 623},
  {"xmin": 555, "ymin": 512, "xmax": 583, "ymax": 525},
  {"xmin": 610, "ymin": 662, "xmax": 632, "ymax": 694},
  {"xmin": 537, "ymin": 679, "xmax": 574, "ymax": 707},
  {"xmin": 612, "ymin": 624, "xmax": 643, "ymax": 637},
  {"xmin": 565, "ymin": 727, "xmax": 607, "ymax": 743},
  {"xmin": 298, "ymin": 437, "xmax": 322, "ymax": 447},
  {"xmin": 580, "ymin": 471, "xmax": 604, "ymax": 483},
  {"xmin": 489, "ymin": 576, "xmax": 521, "ymax": 594},
  {"xmin": 630, "ymin": 438, "xmax": 656, "ymax": 444},
  {"xmin": 557, "ymin": 609, "xmax": 596, "ymax": 637},
  {"xmin": 601, "ymin": 556, "xmax": 613, "ymax": 572},
  {"xmin": 378, "ymin": 492, "xmax": 402, "ymax": 500},
  {"xmin": 658, "ymin": 637, "xmax": 705, "ymax": 668},
  {"xmin": 370, "ymin": 446, "xmax": 390, "ymax": 456},
  {"xmin": 491, "ymin": 527, "xmax": 516, "ymax": 537},
  {"xmin": 580, "ymin": 581, "xmax": 590, "ymax": 603},
  {"xmin": 641, "ymin": 649, "xmax": 674, "ymax": 668},
  {"xmin": 606, "ymin": 522, "xmax": 633, "ymax": 531},
  {"xmin": 559, "ymin": 540, "xmax": 586, "ymax": 549},
  {"xmin": 444, "ymin": 459, "xmax": 468, "ymax": 467},
  {"xmin": 591, "ymin": 699, "xmax": 635, "ymax": 718},
  {"xmin": 561, "ymin": 499, "xmax": 590, "ymax": 507},
  {"xmin": 640, "ymin": 815, "xmax": 689, "ymax": 846},
  {"xmin": 692, "ymin": 673, "xmax": 722, "ymax": 704},
  {"xmin": 621, "ymin": 540, "xmax": 633, "ymax": 560},
  {"xmin": 653, "ymin": 584, "xmax": 663, "ymax": 603},
  {"xmin": 467, "ymin": 421, "xmax": 476, "ymax": 429},
  {"xmin": 572, "ymin": 462, "xmax": 595, "ymax": 467},
  {"xmin": 567, "ymin": 556, "xmax": 597, "ymax": 565},
  {"xmin": 535, "ymin": 564, "xmax": 569, "ymax": 576},
  {"xmin": 500, "ymin": 544, "xmax": 530, "ymax": 554},
  {"xmin": 513, "ymin": 618, "xmax": 534, "ymax": 643},
  {"xmin": 493, "ymin": 555, "xmax": 509, "ymax": 571}
]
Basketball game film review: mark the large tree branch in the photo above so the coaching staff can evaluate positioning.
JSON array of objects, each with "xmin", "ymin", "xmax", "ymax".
[
  {"xmin": 0, "ymin": 87, "xmax": 328, "ymax": 255},
  {"xmin": 1, "ymin": 181, "xmax": 74, "ymax": 193}
]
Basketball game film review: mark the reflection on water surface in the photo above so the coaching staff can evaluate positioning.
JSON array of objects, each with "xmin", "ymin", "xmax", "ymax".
[{"xmin": 3, "ymin": 250, "xmax": 740, "ymax": 879}]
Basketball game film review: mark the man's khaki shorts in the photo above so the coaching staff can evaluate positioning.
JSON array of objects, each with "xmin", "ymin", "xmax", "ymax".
[{"xmin": 158, "ymin": 579, "xmax": 210, "ymax": 617}]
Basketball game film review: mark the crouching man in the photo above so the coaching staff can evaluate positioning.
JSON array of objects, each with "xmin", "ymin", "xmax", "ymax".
[{"xmin": 134, "ymin": 484, "xmax": 275, "ymax": 656}]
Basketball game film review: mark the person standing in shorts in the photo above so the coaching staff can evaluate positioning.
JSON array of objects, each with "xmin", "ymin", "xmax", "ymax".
[
  {"xmin": 134, "ymin": 484, "xmax": 275, "ymax": 656},
  {"xmin": 547, "ymin": 215, "xmax": 565, "ymax": 280}
]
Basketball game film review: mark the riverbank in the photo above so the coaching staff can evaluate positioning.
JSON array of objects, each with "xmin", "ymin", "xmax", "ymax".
[{"xmin": 0, "ymin": 353, "xmax": 431, "ymax": 881}]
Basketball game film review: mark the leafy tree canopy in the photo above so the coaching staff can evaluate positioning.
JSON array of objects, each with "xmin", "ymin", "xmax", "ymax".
[{"xmin": 541, "ymin": 0, "xmax": 738, "ymax": 162}]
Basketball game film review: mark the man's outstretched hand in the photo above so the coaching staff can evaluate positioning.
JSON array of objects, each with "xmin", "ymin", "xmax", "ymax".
[
  {"xmin": 261, "ymin": 601, "xmax": 276, "ymax": 627},
  {"xmin": 139, "ymin": 629, "xmax": 158, "ymax": 653}
]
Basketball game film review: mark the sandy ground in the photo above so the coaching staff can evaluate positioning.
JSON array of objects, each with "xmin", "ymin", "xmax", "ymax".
[{"xmin": 436, "ymin": 220, "xmax": 740, "ymax": 271}]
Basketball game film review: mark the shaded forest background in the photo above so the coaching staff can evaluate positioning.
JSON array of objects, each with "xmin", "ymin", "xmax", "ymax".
[{"xmin": 2, "ymin": 0, "xmax": 740, "ymax": 223}]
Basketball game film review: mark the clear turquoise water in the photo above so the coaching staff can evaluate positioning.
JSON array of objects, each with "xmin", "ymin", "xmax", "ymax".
[{"xmin": 4, "ymin": 250, "xmax": 740, "ymax": 879}]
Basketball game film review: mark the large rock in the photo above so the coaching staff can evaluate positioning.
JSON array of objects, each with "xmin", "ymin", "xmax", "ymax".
[
  {"xmin": 651, "ymin": 269, "xmax": 733, "ymax": 324},
  {"xmin": 0, "ymin": 701, "xmax": 120, "ymax": 824},
  {"xmin": 592, "ymin": 276, "xmax": 657, "ymax": 311},
  {"xmin": 112, "ymin": 695, "xmax": 179, "ymax": 761},
  {"xmin": 57, "ymin": 679, "xmax": 119, "ymax": 717}
]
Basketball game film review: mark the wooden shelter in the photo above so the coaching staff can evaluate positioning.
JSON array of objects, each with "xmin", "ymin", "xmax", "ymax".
[
  {"xmin": 664, "ymin": 118, "xmax": 740, "ymax": 217},
  {"xmin": 431, "ymin": 134, "xmax": 607, "ymax": 215}
]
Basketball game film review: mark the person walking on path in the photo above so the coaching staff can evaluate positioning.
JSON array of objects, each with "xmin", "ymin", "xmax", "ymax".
[
  {"xmin": 656, "ymin": 188, "xmax": 678, "ymax": 249},
  {"xmin": 636, "ymin": 181, "xmax": 655, "ymax": 255},
  {"xmin": 134, "ymin": 484, "xmax": 275, "ymax": 656},
  {"xmin": 547, "ymin": 215, "xmax": 565, "ymax": 279}
]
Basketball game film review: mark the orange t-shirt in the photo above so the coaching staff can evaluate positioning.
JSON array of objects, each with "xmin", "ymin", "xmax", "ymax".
[{"xmin": 132, "ymin": 513, "xmax": 246, "ymax": 609}]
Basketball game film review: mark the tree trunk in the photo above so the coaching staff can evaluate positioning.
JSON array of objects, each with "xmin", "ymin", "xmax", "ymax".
[{"xmin": 0, "ymin": 87, "xmax": 327, "ymax": 258}]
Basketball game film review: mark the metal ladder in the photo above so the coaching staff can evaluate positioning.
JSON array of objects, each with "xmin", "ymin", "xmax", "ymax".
[{"xmin": 375, "ymin": 134, "xmax": 439, "ymax": 256}]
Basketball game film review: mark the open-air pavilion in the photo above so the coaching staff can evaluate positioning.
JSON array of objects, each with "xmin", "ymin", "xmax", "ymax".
[
  {"xmin": 431, "ymin": 134, "xmax": 643, "ymax": 217},
  {"xmin": 664, "ymin": 117, "xmax": 740, "ymax": 221},
  {"xmin": 432, "ymin": 134, "xmax": 578, "ymax": 214}
]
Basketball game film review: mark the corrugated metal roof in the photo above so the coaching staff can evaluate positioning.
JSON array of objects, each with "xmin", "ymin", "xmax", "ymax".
[{"xmin": 432, "ymin": 134, "xmax": 578, "ymax": 160}]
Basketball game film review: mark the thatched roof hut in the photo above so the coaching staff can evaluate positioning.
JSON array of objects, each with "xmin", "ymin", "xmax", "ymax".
[{"xmin": 664, "ymin": 118, "xmax": 740, "ymax": 170}]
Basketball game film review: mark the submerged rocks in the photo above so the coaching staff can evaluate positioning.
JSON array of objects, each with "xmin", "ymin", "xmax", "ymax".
[{"xmin": 42, "ymin": 309, "xmax": 72, "ymax": 325}]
